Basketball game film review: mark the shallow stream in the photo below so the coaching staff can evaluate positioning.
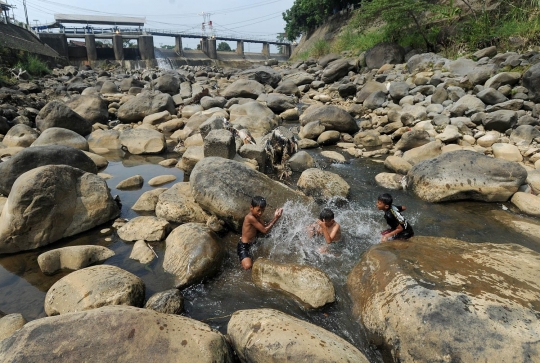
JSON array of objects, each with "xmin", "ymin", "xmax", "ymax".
[{"xmin": 1, "ymin": 145, "xmax": 539, "ymax": 361}]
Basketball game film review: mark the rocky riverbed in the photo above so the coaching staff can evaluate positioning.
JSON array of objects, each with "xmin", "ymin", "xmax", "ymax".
[{"xmin": 1, "ymin": 44, "xmax": 540, "ymax": 362}]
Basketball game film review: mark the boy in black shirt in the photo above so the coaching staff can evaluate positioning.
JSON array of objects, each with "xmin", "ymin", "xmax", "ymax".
[{"xmin": 376, "ymin": 193, "xmax": 414, "ymax": 242}]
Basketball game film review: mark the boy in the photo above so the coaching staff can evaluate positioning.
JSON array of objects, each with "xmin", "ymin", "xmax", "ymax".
[
  {"xmin": 376, "ymin": 193, "xmax": 414, "ymax": 242},
  {"xmin": 308, "ymin": 208, "xmax": 341, "ymax": 245},
  {"xmin": 239, "ymin": 196, "xmax": 283, "ymax": 270}
]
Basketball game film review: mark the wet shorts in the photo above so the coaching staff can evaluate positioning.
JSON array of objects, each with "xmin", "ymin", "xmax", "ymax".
[{"xmin": 237, "ymin": 240, "xmax": 253, "ymax": 261}]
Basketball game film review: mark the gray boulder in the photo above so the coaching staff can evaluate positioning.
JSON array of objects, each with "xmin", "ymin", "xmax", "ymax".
[
  {"xmin": 484, "ymin": 72, "xmax": 521, "ymax": 89},
  {"xmin": 119, "ymin": 128, "xmax": 166, "ymax": 154},
  {"xmin": 190, "ymin": 157, "xmax": 312, "ymax": 231},
  {"xmin": 144, "ymin": 289, "xmax": 184, "ymax": 314},
  {"xmin": 0, "ymin": 116, "xmax": 10, "ymax": 135},
  {"xmin": 31, "ymin": 127, "xmax": 89, "ymax": 150},
  {"xmin": 0, "ymin": 314, "xmax": 26, "ymax": 341},
  {"xmin": 510, "ymin": 125, "xmax": 540, "ymax": 146},
  {"xmin": 151, "ymin": 74, "xmax": 180, "ymax": 95},
  {"xmin": 365, "ymin": 42, "xmax": 405, "ymax": 69},
  {"xmin": 356, "ymin": 81, "xmax": 387, "ymax": 103},
  {"xmin": 2, "ymin": 124, "xmax": 39, "ymax": 147},
  {"xmin": 155, "ymin": 182, "xmax": 210, "ymax": 224},
  {"xmin": 239, "ymin": 67, "xmax": 281, "ymax": 87},
  {"xmin": 299, "ymin": 120, "xmax": 325, "ymax": 140},
  {"xmin": 318, "ymin": 53, "xmax": 341, "ymax": 67},
  {"xmin": 200, "ymin": 96, "xmax": 227, "ymax": 110},
  {"xmin": 117, "ymin": 216, "xmax": 171, "ymax": 242},
  {"xmin": 288, "ymin": 151, "xmax": 315, "ymax": 172},
  {"xmin": 36, "ymin": 100, "xmax": 92, "ymax": 136},
  {"xmin": 300, "ymin": 105, "xmax": 358, "ymax": 133},
  {"xmin": 163, "ymin": 223, "xmax": 225, "ymax": 288},
  {"xmin": 37, "ymin": 245, "xmax": 115, "ymax": 274},
  {"xmin": 65, "ymin": 95, "xmax": 108, "ymax": 124},
  {"xmin": 282, "ymin": 72, "xmax": 314, "ymax": 86},
  {"xmin": 476, "ymin": 88, "xmax": 508, "ymax": 105},
  {"xmin": 274, "ymin": 80, "xmax": 300, "ymax": 96},
  {"xmin": 407, "ymin": 150, "xmax": 527, "ymax": 202},
  {"xmin": 229, "ymin": 102, "xmax": 279, "ymax": 137},
  {"xmin": 297, "ymin": 168, "xmax": 350, "ymax": 201},
  {"xmin": 0, "ymin": 165, "xmax": 119, "ymax": 254},
  {"xmin": 395, "ymin": 130, "xmax": 431, "ymax": 151},
  {"xmin": 389, "ymin": 82, "xmax": 410, "ymax": 101},
  {"xmin": 482, "ymin": 110, "xmax": 518, "ymax": 132},
  {"xmin": 321, "ymin": 58, "xmax": 350, "ymax": 83},
  {"xmin": 265, "ymin": 93, "xmax": 296, "ymax": 113},
  {"xmin": 222, "ymin": 79, "xmax": 265, "ymax": 99},
  {"xmin": 363, "ymin": 90, "xmax": 387, "ymax": 110},
  {"xmin": 117, "ymin": 91, "xmax": 176, "ymax": 123},
  {"xmin": 407, "ymin": 53, "xmax": 445, "ymax": 73},
  {"xmin": 523, "ymin": 62, "xmax": 540, "ymax": 103},
  {"xmin": 0, "ymin": 145, "xmax": 97, "ymax": 196},
  {"xmin": 203, "ymin": 129, "xmax": 236, "ymax": 159}
]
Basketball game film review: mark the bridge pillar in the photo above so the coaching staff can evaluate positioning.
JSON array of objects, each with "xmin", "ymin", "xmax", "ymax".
[
  {"xmin": 139, "ymin": 35, "xmax": 155, "ymax": 60},
  {"xmin": 85, "ymin": 34, "xmax": 97, "ymax": 61},
  {"xmin": 174, "ymin": 36, "xmax": 183, "ymax": 56},
  {"xmin": 200, "ymin": 38, "xmax": 207, "ymax": 54},
  {"xmin": 236, "ymin": 41, "xmax": 244, "ymax": 56},
  {"xmin": 207, "ymin": 37, "xmax": 217, "ymax": 59},
  {"xmin": 262, "ymin": 42, "xmax": 270, "ymax": 57},
  {"xmin": 113, "ymin": 34, "xmax": 124, "ymax": 61}
]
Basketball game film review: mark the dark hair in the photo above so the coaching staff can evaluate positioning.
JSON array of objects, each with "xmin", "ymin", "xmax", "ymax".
[
  {"xmin": 320, "ymin": 208, "xmax": 334, "ymax": 221},
  {"xmin": 378, "ymin": 193, "xmax": 393, "ymax": 206},
  {"xmin": 251, "ymin": 196, "xmax": 267, "ymax": 208}
]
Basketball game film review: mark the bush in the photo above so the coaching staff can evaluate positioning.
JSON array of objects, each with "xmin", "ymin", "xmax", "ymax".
[
  {"xmin": 311, "ymin": 39, "xmax": 330, "ymax": 58},
  {"xmin": 14, "ymin": 54, "xmax": 50, "ymax": 77}
]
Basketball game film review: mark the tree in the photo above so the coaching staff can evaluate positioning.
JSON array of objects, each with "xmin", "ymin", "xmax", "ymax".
[
  {"xmin": 217, "ymin": 42, "xmax": 232, "ymax": 51},
  {"xmin": 123, "ymin": 39, "xmax": 137, "ymax": 48},
  {"xmin": 160, "ymin": 45, "xmax": 174, "ymax": 49}
]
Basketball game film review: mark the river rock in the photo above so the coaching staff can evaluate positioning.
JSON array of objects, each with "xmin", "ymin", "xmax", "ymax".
[
  {"xmin": 31, "ymin": 127, "xmax": 89, "ymax": 150},
  {"xmin": 510, "ymin": 125, "xmax": 540, "ymax": 147},
  {"xmin": 132, "ymin": 188, "xmax": 168, "ymax": 212},
  {"xmin": 320, "ymin": 151, "xmax": 346, "ymax": 163},
  {"xmin": 375, "ymin": 172, "xmax": 404, "ymax": 190},
  {"xmin": 117, "ymin": 216, "xmax": 171, "ymax": 242},
  {"xmin": 228, "ymin": 308, "xmax": 369, "ymax": 363},
  {"xmin": 297, "ymin": 168, "xmax": 349, "ymax": 201},
  {"xmin": 144, "ymin": 289, "xmax": 183, "ymax": 314},
  {"xmin": 511, "ymin": 192, "xmax": 540, "ymax": 216},
  {"xmin": 190, "ymin": 157, "xmax": 312, "ymax": 231},
  {"xmin": 299, "ymin": 120, "xmax": 325, "ymax": 140},
  {"xmin": 65, "ymin": 94, "xmax": 109, "ymax": 125},
  {"xmin": 0, "ymin": 145, "xmax": 97, "ymax": 195},
  {"xmin": 356, "ymin": 81, "xmax": 387, "ymax": 103},
  {"xmin": 2, "ymin": 124, "xmax": 39, "ymax": 147},
  {"xmin": 142, "ymin": 110, "xmax": 171, "ymax": 125},
  {"xmin": 156, "ymin": 182, "xmax": 210, "ymax": 224},
  {"xmin": 151, "ymin": 74, "xmax": 180, "ymax": 95},
  {"xmin": 449, "ymin": 94, "xmax": 485, "ymax": 116},
  {"xmin": 492, "ymin": 143, "xmax": 523, "ymax": 162},
  {"xmin": 477, "ymin": 130, "xmax": 501, "ymax": 147},
  {"xmin": 0, "ymin": 306, "xmax": 232, "ymax": 362},
  {"xmin": 365, "ymin": 42, "xmax": 405, "ymax": 69},
  {"xmin": 476, "ymin": 88, "xmax": 508, "ymax": 105},
  {"xmin": 402, "ymin": 140, "xmax": 443, "ymax": 165},
  {"xmin": 36, "ymin": 100, "xmax": 92, "ymax": 136},
  {"xmin": 407, "ymin": 53, "xmax": 445, "ymax": 72},
  {"xmin": 288, "ymin": 151, "xmax": 315, "ymax": 172},
  {"xmin": 222, "ymin": 79, "xmax": 264, "ymax": 99},
  {"xmin": 176, "ymin": 145, "xmax": 204, "ymax": 174},
  {"xmin": 148, "ymin": 175, "xmax": 176, "ymax": 186},
  {"xmin": 384, "ymin": 155, "xmax": 412, "ymax": 174},
  {"xmin": 116, "ymin": 175, "xmax": 144, "ymax": 189},
  {"xmin": 163, "ymin": 223, "xmax": 224, "ymax": 288},
  {"xmin": 363, "ymin": 90, "xmax": 387, "ymax": 110},
  {"xmin": 523, "ymin": 62, "xmax": 540, "ymax": 103},
  {"xmin": 253, "ymin": 258, "xmax": 334, "ymax": 308},
  {"xmin": 283, "ymin": 71, "xmax": 314, "ymax": 86},
  {"xmin": 317, "ymin": 130, "xmax": 340, "ymax": 145},
  {"xmin": 484, "ymin": 72, "xmax": 521, "ymax": 89},
  {"xmin": 117, "ymin": 91, "xmax": 176, "ymax": 123},
  {"xmin": 37, "ymin": 245, "xmax": 115, "ymax": 274},
  {"xmin": 274, "ymin": 80, "xmax": 300, "ymax": 96},
  {"xmin": 239, "ymin": 66, "xmax": 281, "ymax": 87},
  {"xmin": 527, "ymin": 170, "xmax": 540, "ymax": 194},
  {"xmin": 0, "ymin": 165, "xmax": 119, "ymax": 254},
  {"xmin": 129, "ymin": 240, "xmax": 156, "ymax": 264},
  {"xmin": 300, "ymin": 105, "xmax": 358, "ymax": 134},
  {"xmin": 389, "ymin": 81, "xmax": 409, "ymax": 101},
  {"xmin": 347, "ymin": 236, "xmax": 540, "ymax": 363},
  {"xmin": 87, "ymin": 129, "xmax": 122, "ymax": 150},
  {"xmin": 119, "ymin": 128, "xmax": 166, "ymax": 154},
  {"xmin": 204, "ymin": 129, "xmax": 236, "ymax": 159},
  {"xmin": 436, "ymin": 125, "xmax": 462, "ymax": 143},
  {"xmin": 0, "ymin": 314, "xmax": 26, "ymax": 341},
  {"xmin": 406, "ymin": 150, "xmax": 527, "ymax": 202},
  {"xmin": 229, "ymin": 102, "xmax": 279, "ymax": 137},
  {"xmin": 44, "ymin": 265, "xmax": 144, "ymax": 315},
  {"xmin": 265, "ymin": 93, "xmax": 296, "ymax": 113},
  {"xmin": 321, "ymin": 58, "xmax": 350, "ymax": 83},
  {"xmin": 395, "ymin": 130, "xmax": 431, "ymax": 151}
]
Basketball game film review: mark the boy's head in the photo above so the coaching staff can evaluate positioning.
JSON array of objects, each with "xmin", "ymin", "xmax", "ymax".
[
  {"xmin": 250, "ymin": 196, "xmax": 267, "ymax": 217},
  {"xmin": 320, "ymin": 208, "xmax": 335, "ymax": 227},
  {"xmin": 376, "ymin": 193, "xmax": 393, "ymax": 211}
]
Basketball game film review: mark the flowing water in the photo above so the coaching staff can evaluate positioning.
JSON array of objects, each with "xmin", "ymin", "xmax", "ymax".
[{"xmin": 1, "ymin": 143, "xmax": 540, "ymax": 361}]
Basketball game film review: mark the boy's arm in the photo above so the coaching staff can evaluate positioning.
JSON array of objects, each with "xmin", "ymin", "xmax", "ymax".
[
  {"xmin": 248, "ymin": 208, "xmax": 283, "ymax": 234},
  {"xmin": 316, "ymin": 220, "xmax": 335, "ymax": 244},
  {"xmin": 381, "ymin": 224, "xmax": 404, "ymax": 241}
]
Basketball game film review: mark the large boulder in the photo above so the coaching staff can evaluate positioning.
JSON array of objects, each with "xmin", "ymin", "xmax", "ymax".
[
  {"xmin": 44, "ymin": 265, "xmax": 144, "ymax": 315},
  {"xmin": 36, "ymin": 100, "xmax": 92, "ymax": 136},
  {"xmin": 406, "ymin": 150, "xmax": 527, "ymax": 202},
  {"xmin": 151, "ymin": 74, "xmax": 180, "ymax": 95},
  {"xmin": 117, "ymin": 216, "xmax": 171, "ymax": 242},
  {"xmin": 222, "ymin": 79, "xmax": 265, "ymax": 99},
  {"xmin": 190, "ymin": 157, "xmax": 312, "ymax": 231},
  {"xmin": 402, "ymin": 140, "xmax": 443, "ymax": 165},
  {"xmin": 2, "ymin": 124, "xmax": 39, "ymax": 147},
  {"xmin": 87, "ymin": 129, "xmax": 122, "ymax": 150},
  {"xmin": 395, "ymin": 130, "xmax": 431, "ymax": 151},
  {"xmin": 0, "ymin": 165, "xmax": 119, "ymax": 254},
  {"xmin": 156, "ymin": 182, "xmax": 210, "ymax": 224},
  {"xmin": 265, "ymin": 93, "xmax": 296, "ymax": 113},
  {"xmin": 239, "ymin": 67, "xmax": 281, "ymax": 87},
  {"xmin": 252, "ymin": 258, "xmax": 334, "ymax": 308},
  {"xmin": 65, "ymin": 94, "xmax": 108, "ymax": 125},
  {"xmin": 365, "ymin": 42, "xmax": 405, "ymax": 69},
  {"xmin": 0, "ymin": 314, "xmax": 26, "ymax": 341},
  {"xmin": 482, "ymin": 110, "xmax": 518, "ymax": 132},
  {"xmin": 0, "ymin": 145, "xmax": 97, "ymax": 196},
  {"xmin": 31, "ymin": 127, "xmax": 89, "ymax": 150},
  {"xmin": 37, "ymin": 245, "xmax": 115, "ymax": 274},
  {"xmin": 144, "ymin": 289, "xmax": 184, "ymax": 315},
  {"xmin": 300, "ymin": 105, "xmax": 358, "ymax": 134},
  {"xmin": 407, "ymin": 53, "xmax": 445, "ymax": 73},
  {"xmin": 229, "ymin": 102, "xmax": 279, "ymax": 137},
  {"xmin": 0, "ymin": 306, "xmax": 233, "ymax": 362},
  {"xmin": 131, "ymin": 188, "xmax": 167, "ymax": 212},
  {"xmin": 117, "ymin": 91, "xmax": 176, "ymax": 123},
  {"xmin": 119, "ymin": 128, "xmax": 166, "ymax": 154},
  {"xmin": 523, "ymin": 62, "xmax": 540, "ymax": 103},
  {"xmin": 297, "ymin": 168, "xmax": 350, "ymax": 201},
  {"xmin": 163, "ymin": 223, "xmax": 225, "ymax": 288},
  {"xmin": 228, "ymin": 309, "xmax": 369, "ymax": 363},
  {"xmin": 321, "ymin": 58, "xmax": 351, "ymax": 83},
  {"xmin": 282, "ymin": 72, "xmax": 315, "ymax": 86},
  {"xmin": 347, "ymin": 236, "xmax": 540, "ymax": 363}
]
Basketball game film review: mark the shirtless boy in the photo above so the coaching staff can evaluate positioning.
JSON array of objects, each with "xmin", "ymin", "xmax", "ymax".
[
  {"xmin": 239, "ymin": 196, "xmax": 283, "ymax": 270},
  {"xmin": 308, "ymin": 208, "xmax": 341, "ymax": 248}
]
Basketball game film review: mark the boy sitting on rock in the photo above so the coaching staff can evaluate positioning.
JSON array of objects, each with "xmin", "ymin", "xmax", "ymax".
[
  {"xmin": 239, "ymin": 196, "xmax": 283, "ymax": 270},
  {"xmin": 376, "ymin": 193, "xmax": 414, "ymax": 242}
]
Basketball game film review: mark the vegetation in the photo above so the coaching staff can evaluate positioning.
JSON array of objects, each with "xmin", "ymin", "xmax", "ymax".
[
  {"xmin": 160, "ymin": 44, "xmax": 175, "ymax": 50},
  {"xmin": 217, "ymin": 42, "xmax": 233, "ymax": 51},
  {"xmin": 14, "ymin": 54, "xmax": 50, "ymax": 77}
]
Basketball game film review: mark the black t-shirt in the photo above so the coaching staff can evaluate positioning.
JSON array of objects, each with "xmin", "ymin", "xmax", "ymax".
[{"xmin": 384, "ymin": 205, "xmax": 413, "ymax": 234}]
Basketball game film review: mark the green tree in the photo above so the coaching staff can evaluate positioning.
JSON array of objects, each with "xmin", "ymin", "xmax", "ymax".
[
  {"xmin": 123, "ymin": 39, "xmax": 137, "ymax": 48},
  {"xmin": 217, "ymin": 42, "xmax": 232, "ymax": 51}
]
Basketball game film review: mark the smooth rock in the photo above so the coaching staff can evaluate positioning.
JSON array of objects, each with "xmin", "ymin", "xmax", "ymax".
[
  {"xmin": 144, "ymin": 289, "xmax": 183, "ymax": 315},
  {"xmin": 132, "ymin": 188, "xmax": 167, "ymax": 212},
  {"xmin": 116, "ymin": 175, "xmax": 144, "ymax": 189},
  {"xmin": 297, "ymin": 168, "xmax": 349, "ymax": 201},
  {"xmin": 0, "ymin": 314, "xmax": 26, "ymax": 341},
  {"xmin": 129, "ymin": 240, "xmax": 156, "ymax": 264},
  {"xmin": 117, "ymin": 216, "xmax": 171, "ymax": 242},
  {"xmin": 148, "ymin": 175, "xmax": 176, "ymax": 186},
  {"xmin": 38, "ymin": 245, "xmax": 115, "ymax": 274}
]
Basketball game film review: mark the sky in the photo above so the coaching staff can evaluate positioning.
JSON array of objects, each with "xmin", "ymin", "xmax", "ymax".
[{"xmin": 6, "ymin": 0, "xmax": 296, "ymax": 52}]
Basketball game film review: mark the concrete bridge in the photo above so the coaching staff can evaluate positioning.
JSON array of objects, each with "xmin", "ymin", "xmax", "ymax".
[{"xmin": 35, "ymin": 14, "xmax": 295, "ymax": 64}]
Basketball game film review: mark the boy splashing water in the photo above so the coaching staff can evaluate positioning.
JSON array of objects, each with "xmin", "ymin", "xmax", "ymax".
[
  {"xmin": 239, "ymin": 196, "xmax": 283, "ymax": 270},
  {"xmin": 376, "ymin": 193, "xmax": 414, "ymax": 242}
]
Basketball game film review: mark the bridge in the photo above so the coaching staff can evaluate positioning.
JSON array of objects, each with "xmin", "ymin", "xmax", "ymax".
[{"xmin": 35, "ymin": 14, "xmax": 295, "ymax": 63}]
